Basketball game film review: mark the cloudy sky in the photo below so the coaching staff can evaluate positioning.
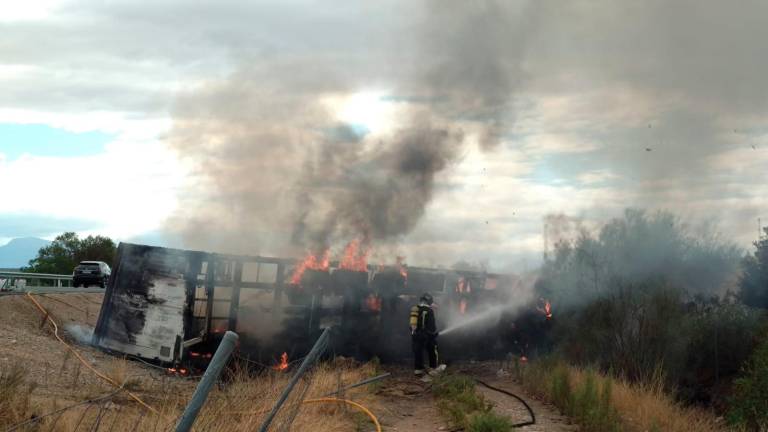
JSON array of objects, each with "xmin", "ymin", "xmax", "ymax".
[{"xmin": 1, "ymin": 0, "xmax": 766, "ymax": 270}]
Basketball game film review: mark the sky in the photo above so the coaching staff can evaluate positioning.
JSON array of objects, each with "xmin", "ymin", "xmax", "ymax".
[{"xmin": 0, "ymin": 0, "xmax": 766, "ymax": 270}]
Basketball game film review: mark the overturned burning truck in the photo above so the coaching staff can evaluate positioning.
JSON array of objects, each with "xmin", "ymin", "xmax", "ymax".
[{"xmin": 93, "ymin": 243, "xmax": 545, "ymax": 369}]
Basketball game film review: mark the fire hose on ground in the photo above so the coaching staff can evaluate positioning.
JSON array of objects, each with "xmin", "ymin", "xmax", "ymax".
[
  {"xmin": 473, "ymin": 377, "xmax": 536, "ymax": 428},
  {"xmin": 24, "ymin": 292, "xmax": 160, "ymax": 414},
  {"xmin": 25, "ymin": 292, "xmax": 382, "ymax": 431}
]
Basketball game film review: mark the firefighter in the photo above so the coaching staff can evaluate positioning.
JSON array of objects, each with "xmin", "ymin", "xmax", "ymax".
[{"xmin": 410, "ymin": 293, "xmax": 446, "ymax": 380}]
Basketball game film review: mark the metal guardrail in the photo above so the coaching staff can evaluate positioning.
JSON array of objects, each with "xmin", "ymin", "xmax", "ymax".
[
  {"xmin": 0, "ymin": 271, "xmax": 74, "ymax": 291},
  {"xmin": 0, "ymin": 287, "xmax": 104, "ymax": 296}
]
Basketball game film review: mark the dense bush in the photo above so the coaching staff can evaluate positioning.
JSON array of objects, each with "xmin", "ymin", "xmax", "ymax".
[
  {"xmin": 739, "ymin": 228, "xmax": 768, "ymax": 309},
  {"xmin": 680, "ymin": 300, "xmax": 763, "ymax": 405},
  {"xmin": 534, "ymin": 209, "xmax": 766, "ymax": 407},
  {"xmin": 555, "ymin": 278, "xmax": 687, "ymax": 382},
  {"xmin": 553, "ymin": 283, "xmax": 763, "ymax": 403},
  {"xmin": 727, "ymin": 329, "xmax": 768, "ymax": 430}
]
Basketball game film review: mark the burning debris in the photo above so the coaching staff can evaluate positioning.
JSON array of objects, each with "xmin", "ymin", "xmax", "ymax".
[
  {"xmin": 290, "ymin": 250, "xmax": 330, "ymax": 285},
  {"xmin": 339, "ymin": 239, "xmax": 370, "ymax": 272},
  {"xmin": 538, "ymin": 298, "xmax": 552, "ymax": 320},
  {"xmin": 274, "ymin": 352, "xmax": 289, "ymax": 371}
]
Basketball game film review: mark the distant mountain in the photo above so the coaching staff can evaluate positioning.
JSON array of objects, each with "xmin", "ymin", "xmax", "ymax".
[{"xmin": 0, "ymin": 237, "xmax": 51, "ymax": 269}]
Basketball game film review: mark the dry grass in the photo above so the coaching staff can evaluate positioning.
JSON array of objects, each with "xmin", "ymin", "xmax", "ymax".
[
  {"xmin": 0, "ymin": 357, "xmax": 383, "ymax": 432},
  {"xmin": 607, "ymin": 371, "xmax": 725, "ymax": 432},
  {"xmin": 0, "ymin": 362, "xmax": 37, "ymax": 428},
  {"xmin": 518, "ymin": 359, "xmax": 727, "ymax": 432}
]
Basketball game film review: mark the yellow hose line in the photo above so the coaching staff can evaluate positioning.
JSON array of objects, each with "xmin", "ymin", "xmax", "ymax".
[
  {"xmin": 302, "ymin": 398, "xmax": 382, "ymax": 432},
  {"xmin": 25, "ymin": 292, "xmax": 160, "ymax": 414},
  {"xmin": 230, "ymin": 397, "xmax": 382, "ymax": 432}
]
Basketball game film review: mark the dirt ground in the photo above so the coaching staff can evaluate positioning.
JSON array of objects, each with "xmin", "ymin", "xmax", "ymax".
[
  {"xmin": 375, "ymin": 365, "xmax": 578, "ymax": 432},
  {"xmin": 0, "ymin": 293, "xmax": 192, "ymax": 406},
  {"xmin": 459, "ymin": 363, "xmax": 579, "ymax": 432}
]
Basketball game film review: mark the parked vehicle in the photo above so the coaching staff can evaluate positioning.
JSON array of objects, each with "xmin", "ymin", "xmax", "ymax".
[{"xmin": 73, "ymin": 261, "xmax": 111, "ymax": 288}]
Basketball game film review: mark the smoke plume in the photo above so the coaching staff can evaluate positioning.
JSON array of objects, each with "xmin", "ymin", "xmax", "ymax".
[{"xmin": 166, "ymin": 1, "xmax": 534, "ymax": 256}]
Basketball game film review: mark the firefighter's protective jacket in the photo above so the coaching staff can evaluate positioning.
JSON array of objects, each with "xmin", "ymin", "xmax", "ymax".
[{"xmin": 410, "ymin": 304, "xmax": 437, "ymax": 335}]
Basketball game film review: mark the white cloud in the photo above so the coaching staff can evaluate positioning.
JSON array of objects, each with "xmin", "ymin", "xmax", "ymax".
[
  {"xmin": 0, "ymin": 0, "xmax": 67, "ymax": 21},
  {"xmin": 0, "ymin": 135, "xmax": 188, "ymax": 240}
]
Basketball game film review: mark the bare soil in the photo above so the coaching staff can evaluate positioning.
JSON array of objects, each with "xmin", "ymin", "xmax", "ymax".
[
  {"xmin": 459, "ymin": 364, "xmax": 579, "ymax": 432},
  {"xmin": 375, "ymin": 369, "xmax": 448, "ymax": 431},
  {"xmin": 0, "ymin": 293, "xmax": 189, "ymax": 405}
]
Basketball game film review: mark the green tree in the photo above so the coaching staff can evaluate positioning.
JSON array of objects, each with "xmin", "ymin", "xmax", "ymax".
[
  {"xmin": 23, "ymin": 232, "xmax": 116, "ymax": 274},
  {"xmin": 739, "ymin": 228, "xmax": 768, "ymax": 309}
]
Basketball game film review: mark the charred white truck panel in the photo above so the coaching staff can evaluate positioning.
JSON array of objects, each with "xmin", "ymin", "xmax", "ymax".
[
  {"xmin": 97, "ymin": 272, "xmax": 187, "ymax": 362},
  {"xmin": 94, "ymin": 244, "xmax": 209, "ymax": 363}
]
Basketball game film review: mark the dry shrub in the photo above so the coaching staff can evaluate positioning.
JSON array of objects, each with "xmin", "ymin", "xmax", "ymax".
[
  {"xmin": 0, "ymin": 362, "xmax": 37, "ymax": 429},
  {"xmin": 1, "ymin": 355, "xmax": 383, "ymax": 432},
  {"xmin": 518, "ymin": 359, "xmax": 725, "ymax": 432},
  {"xmin": 186, "ymin": 358, "xmax": 382, "ymax": 431},
  {"xmin": 610, "ymin": 374, "xmax": 723, "ymax": 432}
]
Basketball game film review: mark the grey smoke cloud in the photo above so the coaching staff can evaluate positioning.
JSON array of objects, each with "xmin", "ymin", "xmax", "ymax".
[
  {"xmin": 166, "ymin": 0, "xmax": 534, "ymax": 255},
  {"xmin": 1, "ymin": 0, "xmax": 766, "ymax": 267}
]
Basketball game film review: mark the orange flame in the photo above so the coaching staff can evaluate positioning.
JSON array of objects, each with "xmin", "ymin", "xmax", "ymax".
[
  {"xmin": 459, "ymin": 298, "xmax": 467, "ymax": 315},
  {"xmin": 396, "ymin": 256, "xmax": 408, "ymax": 281},
  {"xmin": 538, "ymin": 298, "xmax": 553, "ymax": 320},
  {"xmin": 274, "ymin": 352, "xmax": 289, "ymax": 371},
  {"xmin": 339, "ymin": 239, "xmax": 369, "ymax": 272},
  {"xmin": 365, "ymin": 293, "xmax": 382, "ymax": 312},
  {"xmin": 290, "ymin": 250, "xmax": 330, "ymax": 284}
]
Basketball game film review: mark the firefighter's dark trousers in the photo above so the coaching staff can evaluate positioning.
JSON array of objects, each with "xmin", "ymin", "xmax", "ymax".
[{"xmin": 412, "ymin": 332, "xmax": 438, "ymax": 370}]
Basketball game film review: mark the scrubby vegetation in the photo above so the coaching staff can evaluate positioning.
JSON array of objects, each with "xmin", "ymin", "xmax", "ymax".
[
  {"xmin": 529, "ymin": 209, "xmax": 768, "ymax": 429},
  {"xmin": 432, "ymin": 374, "xmax": 512, "ymax": 432},
  {"xmin": 517, "ymin": 358, "xmax": 620, "ymax": 431},
  {"xmin": 517, "ymin": 357, "xmax": 722, "ymax": 432}
]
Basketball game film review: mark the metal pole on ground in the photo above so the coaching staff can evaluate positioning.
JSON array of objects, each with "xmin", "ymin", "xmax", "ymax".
[
  {"xmin": 175, "ymin": 331, "xmax": 239, "ymax": 432},
  {"xmin": 322, "ymin": 373, "xmax": 391, "ymax": 397},
  {"xmin": 258, "ymin": 328, "xmax": 331, "ymax": 432}
]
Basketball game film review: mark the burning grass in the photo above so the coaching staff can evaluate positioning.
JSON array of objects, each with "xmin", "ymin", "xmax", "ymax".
[
  {"xmin": 0, "ymin": 357, "xmax": 383, "ymax": 431},
  {"xmin": 516, "ymin": 358, "xmax": 726, "ymax": 432}
]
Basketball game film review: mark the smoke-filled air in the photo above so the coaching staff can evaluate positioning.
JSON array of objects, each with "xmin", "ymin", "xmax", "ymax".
[
  {"xmin": 165, "ymin": 1, "xmax": 534, "ymax": 258},
  {"xmin": 5, "ymin": 0, "xmax": 768, "ymax": 430}
]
